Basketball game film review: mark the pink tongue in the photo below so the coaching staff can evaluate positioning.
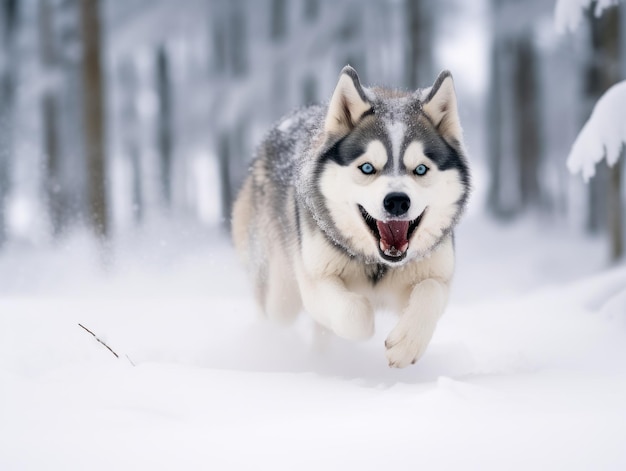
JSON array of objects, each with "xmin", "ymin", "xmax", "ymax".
[{"xmin": 376, "ymin": 220, "xmax": 409, "ymax": 257}]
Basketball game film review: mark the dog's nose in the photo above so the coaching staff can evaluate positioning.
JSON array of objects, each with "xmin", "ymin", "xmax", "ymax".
[{"xmin": 383, "ymin": 192, "xmax": 411, "ymax": 217}]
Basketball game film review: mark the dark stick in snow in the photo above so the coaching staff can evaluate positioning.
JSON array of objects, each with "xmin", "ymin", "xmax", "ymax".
[{"xmin": 78, "ymin": 323, "xmax": 119, "ymax": 358}]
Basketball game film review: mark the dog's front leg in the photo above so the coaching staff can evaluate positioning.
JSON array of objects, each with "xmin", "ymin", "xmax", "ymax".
[
  {"xmin": 298, "ymin": 273, "xmax": 374, "ymax": 341},
  {"xmin": 385, "ymin": 278, "xmax": 449, "ymax": 368}
]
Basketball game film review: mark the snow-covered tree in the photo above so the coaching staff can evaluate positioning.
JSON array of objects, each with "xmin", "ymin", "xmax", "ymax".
[
  {"xmin": 555, "ymin": 0, "xmax": 624, "ymax": 261},
  {"xmin": 554, "ymin": 0, "xmax": 620, "ymax": 33},
  {"xmin": 556, "ymin": 0, "xmax": 624, "ymax": 180}
]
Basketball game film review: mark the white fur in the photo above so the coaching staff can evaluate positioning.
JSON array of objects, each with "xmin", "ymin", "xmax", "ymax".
[
  {"xmin": 324, "ymin": 73, "xmax": 371, "ymax": 136},
  {"xmin": 386, "ymin": 120, "xmax": 406, "ymax": 174},
  {"xmin": 296, "ymin": 220, "xmax": 374, "ymax": 340},
  {"xmin": 319, "ymin": 139, "xmax": 466, "ymax": 262},
  {"xmin": 422, "ymin": 75, "xmax": 463, "ymax": 143},
  {"xmin": 293, "ymin": 206, "xmax": 455, "ymax": 349},
  {"xmin": 305, "ymin": 140, "xmax": 460, "ymax": 356},
  {"xmin": 232, "ymin": 68, "xmax": 467, "ymax": 368}
]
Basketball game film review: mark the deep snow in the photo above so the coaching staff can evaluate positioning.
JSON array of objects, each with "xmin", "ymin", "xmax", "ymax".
[{"xmin": 1, "ymin": 214, "xmax": 626, "ymax": 470}]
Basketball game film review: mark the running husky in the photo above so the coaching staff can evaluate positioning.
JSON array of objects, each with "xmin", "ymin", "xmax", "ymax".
[{"xmin": 232, "ymin": 66, "xmax": 470, "ymax": 367}]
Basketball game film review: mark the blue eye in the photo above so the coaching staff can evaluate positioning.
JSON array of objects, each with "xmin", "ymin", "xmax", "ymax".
[
  {"xmin": 359, "ymin": 163, "xmax": 376, "ymax": 175},
  {"xmin": 415, "ymin": 164, "xmax": 428, "ymax": 176}
]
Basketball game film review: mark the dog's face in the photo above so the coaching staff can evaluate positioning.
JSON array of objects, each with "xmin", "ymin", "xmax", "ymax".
[{"xmin": 316, "ymin": 67, "xmax": 470, "ymax": 266}]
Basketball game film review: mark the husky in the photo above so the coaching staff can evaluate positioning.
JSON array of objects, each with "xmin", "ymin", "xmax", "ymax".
[{"xmin": 232, "ymin": 66, "xmax": 470, "ymax": 368}]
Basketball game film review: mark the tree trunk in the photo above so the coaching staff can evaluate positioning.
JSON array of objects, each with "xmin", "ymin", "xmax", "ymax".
[
  {"xmin": 119, "ymin": 58, "xmax": 143, "ymax": 224},
  {"xmin": 270, "ymin": 0, "xmax": 287, "ymax": 41},
  {"xmin": 487, "ymin": 36, "xmax": 504, "ymax": 217},
  {"xmin": 0, "ymin": 0, "xmax": 18, "ymax": 248},
  {"xmin": 218, "ymin": 131, "xmax": 232, "ymax": 230},
  {"xmin": 405, "ymin": 0, "xmax": 433, "ymax": 89},
  {"xmin": 156, "ymin": 45, "xmax": 173, "ymax": 209},
  {"xmin": 488, "ymin": 1, "xmax": 543, "ymax": 218},
  {"xmin": 585, "ymin": 4, "xmax": 623, "ymax": 261},
  {"xmin": 487, "ymin": 1, "xmax": 520, "ymax": 219},
  {"xmin": 513, "ymin": 34, "xmax": 542, "ymax": 209},
  {"xmin": 608, "ymin": 156, "xmax": 624, "ymax": 261},
  {"xmin": 229, "ymin": 4, "xmax": 247, "ymax": 78},
  {"xmin": 39, "ymin": 0, "xmax": 64, "ymax": 237},
  {"xmin": 79, "ymin": 0, "xmax": 108, "ymax": 241}
]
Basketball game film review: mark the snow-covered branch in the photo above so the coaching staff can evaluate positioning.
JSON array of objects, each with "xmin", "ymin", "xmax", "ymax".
[
  {"xmin": 554, "ymin": 0, "xmax": 620, "ymax": 33},
  {"xmin": 566, "ymin": 81, "xmax": 626, "ymax": 181},
  {"xmin": 555, "ymin": 0, "xmax": 625, "ymax": 181}
]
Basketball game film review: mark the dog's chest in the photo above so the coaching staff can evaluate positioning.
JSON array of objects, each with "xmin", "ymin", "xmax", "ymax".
[
  {"xmin": 364, "ymin": 263, "xmax": 388, "ymax": 285},
  {"xmin": 339, "ymin": 261, "xmax": 412, "ymax": 311}
]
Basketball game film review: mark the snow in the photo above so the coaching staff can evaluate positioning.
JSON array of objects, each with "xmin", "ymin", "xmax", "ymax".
[
  {"xmin": 554, "ymin": 0, "xmax": 620, "ymax": 33},
  {"xmin": 566, "ymin": 81, "xmax": 626, "ymax": 180},
  {"xmin": 1, "ymin": 216, "xmax": 626, "ymax": 470}
]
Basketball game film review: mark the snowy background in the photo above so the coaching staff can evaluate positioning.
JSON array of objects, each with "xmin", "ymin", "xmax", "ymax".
[{"xmin": 1, "ymin": 0, "xmax": 626, "ymax": 469}]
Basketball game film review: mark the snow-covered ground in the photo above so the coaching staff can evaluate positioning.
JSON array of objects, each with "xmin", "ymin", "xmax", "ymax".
[{"xmin": 1, "ymin": 214, "xmax": 626, "ymax": 470}]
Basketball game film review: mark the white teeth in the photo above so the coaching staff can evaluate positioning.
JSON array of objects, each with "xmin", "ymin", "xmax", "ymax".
[
  {"xmin": 380, "ymin": 240, "xmax": 408, "ymax": 258},
  {"xmin": 385, "ymin": 247, "xmax": 402, "ymax": 257}
]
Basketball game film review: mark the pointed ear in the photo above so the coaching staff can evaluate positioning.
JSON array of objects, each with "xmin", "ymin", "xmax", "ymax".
[
  {"xmin": 422, "ymin": 71, "xmax": 463, "ymax": 143},
  {"xmin": 324, "ymin": 66, "xmax": 372, "ymax": 137}
]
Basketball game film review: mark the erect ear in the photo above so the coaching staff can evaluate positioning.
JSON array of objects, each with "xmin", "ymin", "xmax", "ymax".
[
  {"xmin": 422, "ymin": 70, "xmax": 463, "ymax": 143},
  {"xmin": 324, "ymin": 66, "xmax": 372, "ymax": 137}
]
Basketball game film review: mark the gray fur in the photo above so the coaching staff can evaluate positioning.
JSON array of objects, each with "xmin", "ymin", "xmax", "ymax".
[{"xmin": 232, "ymin": 66, "xmax": 471, "ymax": 367}]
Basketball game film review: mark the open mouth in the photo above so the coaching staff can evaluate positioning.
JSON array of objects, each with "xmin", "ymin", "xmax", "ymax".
[{"xmin": 358, "ymin": 205, "xmax": 424, "ymax": 262}]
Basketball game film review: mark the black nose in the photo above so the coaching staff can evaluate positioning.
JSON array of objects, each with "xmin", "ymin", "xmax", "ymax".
[{"xmin": 383, "ymin": 192, "xmax": 411, "ymax": 217}]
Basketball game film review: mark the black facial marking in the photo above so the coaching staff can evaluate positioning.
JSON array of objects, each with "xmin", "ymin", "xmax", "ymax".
[
  {"xmin": 322, "ymin": 135, "xmax": 362, "ymax": 166},
  {"xmin": 366, "ymin": 264, "xmax": 388, "ymax": 285},
  {"xmin": 320, "ymin": 115, "xmax": 390, "ymax": 167},
  {"xmin": 399, "ymin": 116, "xmax": 469, "ymax": 184},
  {"xmin": 310, "ymin": 89, "xmax": 470, "ymax": 266}
]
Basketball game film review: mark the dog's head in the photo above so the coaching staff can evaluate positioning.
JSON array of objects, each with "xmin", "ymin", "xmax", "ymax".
[{"xmin": 314, "ymin": 66, "xmax": 470, "ymax": 266}]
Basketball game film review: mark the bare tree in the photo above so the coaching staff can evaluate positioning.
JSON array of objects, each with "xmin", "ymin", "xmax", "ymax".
[
  {"xmin": 405, "ymin": 0, "xmax": 434, "ymax": 89},
  {"xmin": 39, "ymin": 0, "xmax": 64, "ymax": 237},
  {"xmin": 212, "ymin": 0, "xmax": 250, "ymax": 230},
  {"xmin": 270, "ymin": 0, "xmax": 287, "ymax": 41},
  {"xmin": 118, "ymin": 57, "xmax": 143, "ymax": 224},
  {"xmin": 487, "ymin": 0, "xmax": 544, "ymax": 218},
  {"xmin": 486, "ymin": 34, "xmax": 506, "ymax": 217},
  {"xmin": 0, "ymin": 0, "xmax": 18, "ymax": 247},
  {"xmin": 229, "ymin": 1, "xmax": 248, "ymax": 78},
  {"xmin": 79, "ymin": 0, "xmax": 108, "ymax": 241},
  {"xmin": 156, "ymin": 45, "xmax": 173, "ymax": 209},
  {"xmin": 513, "ymin": 33, "xmax": 542, "ymax": 210},
  {"xmin": 218, "ymin": 131, "xmax": 232, "ymax": 229}
]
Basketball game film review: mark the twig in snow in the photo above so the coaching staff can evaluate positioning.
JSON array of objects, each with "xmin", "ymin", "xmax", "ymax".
[{"xmin": 78, "ymin": 323, "xmax": 119, "ymax": 359}]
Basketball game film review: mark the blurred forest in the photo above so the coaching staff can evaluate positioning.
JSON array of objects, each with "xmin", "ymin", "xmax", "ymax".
[{"xmin": 0, "ymin": 0, "xmax": 624, "ymax": 261}]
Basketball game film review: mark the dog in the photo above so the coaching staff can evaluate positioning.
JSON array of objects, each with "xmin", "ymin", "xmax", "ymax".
[{"xmin": 232, "ymin": 66, "xmax": 470, "ymax": 367}]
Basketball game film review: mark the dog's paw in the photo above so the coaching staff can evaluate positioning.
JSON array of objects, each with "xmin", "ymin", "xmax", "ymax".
[
  {"xmin": 384, "ymin": 321, "xmax": 433, "ymax": 368},
  {"xmin": 331, "ymin": 294, "xmax": 374, "ymax": 341}
]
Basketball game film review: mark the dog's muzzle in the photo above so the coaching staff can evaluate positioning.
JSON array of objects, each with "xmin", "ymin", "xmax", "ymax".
[{"xmin": 358, "ymin": 205, "xmax": 424, "ymax": 262}]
